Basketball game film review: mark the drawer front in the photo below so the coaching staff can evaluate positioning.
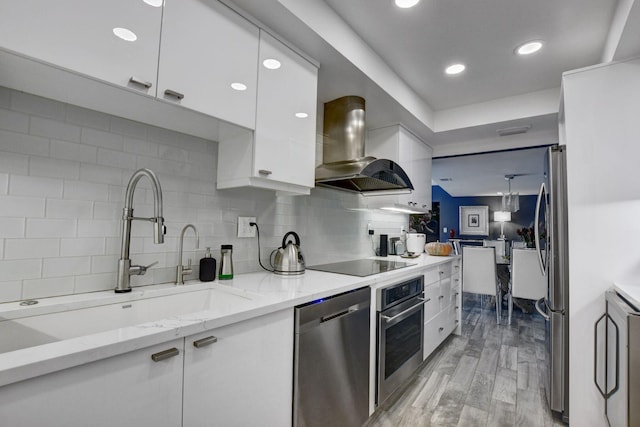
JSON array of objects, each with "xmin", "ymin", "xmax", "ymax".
[
  {"xmin": 423, "ymin": 283, "xmax": 441, "ymax": 322},
  {"xmin": 424, "ymin": 267, "xmax": 440, "ymax": 286},
  {"xmin": 423, "ymin": 309, "xmax": 455, "ymax": 360},
  {"xmin": 439, "ymin": 276, "xmax": 453, "ymax": 310},
  {"xmin": 438, "ymin": 262, "xmax": 452, "ymax": 280}
]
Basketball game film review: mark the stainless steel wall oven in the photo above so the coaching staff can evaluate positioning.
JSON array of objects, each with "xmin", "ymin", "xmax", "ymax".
[{"xmin": 377, "ymin": 275, "xmax": 425, "ymax": 405}]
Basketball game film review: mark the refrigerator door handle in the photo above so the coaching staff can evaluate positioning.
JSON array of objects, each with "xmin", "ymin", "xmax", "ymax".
[
  {"xmin": 607, "ymin": 314, "xmax": 620, "ymax": 398},
  {"xmin": 594, "ymin": 313, "xmax": 607, "ymax": 398},
  {"xmin": 534, "ymin": 182, "xmax": 547, "ymax": 276},
  {"xmin": 535, "ymin": 297, "xmax": 550, "ymax": 320}
]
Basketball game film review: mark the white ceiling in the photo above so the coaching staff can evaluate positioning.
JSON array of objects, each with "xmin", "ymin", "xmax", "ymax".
[
  {"xmin": 323, "ymin": 0, "xmax": 617, "ymax": 110},
  {"xmin": 432, "ymin": 147, "xmax": 548, "ymax": 197}
]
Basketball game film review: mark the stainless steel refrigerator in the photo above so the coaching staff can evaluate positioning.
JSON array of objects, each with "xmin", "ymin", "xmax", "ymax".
[{"xmin": 534, "ymin": 145, "xmax": 570, "ymax": 422}]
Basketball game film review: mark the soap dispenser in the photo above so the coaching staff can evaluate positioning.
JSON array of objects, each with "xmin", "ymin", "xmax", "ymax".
[{"xmin": 199, "ymin": 247, "xmax": 216, "ymax": 282}]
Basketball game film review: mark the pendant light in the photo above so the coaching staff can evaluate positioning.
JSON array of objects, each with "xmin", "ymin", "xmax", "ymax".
[{"xmin": 501, "ymin": 175, "xmax": 520, "ymax": 212}]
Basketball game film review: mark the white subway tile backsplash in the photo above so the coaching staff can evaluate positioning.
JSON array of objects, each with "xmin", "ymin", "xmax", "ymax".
[
  {"xmin": 0, "ymin": 195, "xmax": 45, "ymax": 217},
  {"xmin": 124, "ymin": 136, "xmax": 158, "ymax": 157},
  {"xmin": 79, "ymin": 163, "xmax": 123, "ymax": 185},
  {"xmin": 23, "ymin": 276, "xmax": 75, "ymax": 299},
  {"xmin": 105, "ymin": 236, "xmax": 143, "ymax": 256},
  {"xmin": 50, "ymin": 139, "xmax": 97, "ymax": 163},
  {"xmin": 0, "ymin": 129, "xmax": 49, "ymax": 156},
  {"xmin": 159, "ymin": 144, "xmax": 189, "ymax": 162},
  {"xmin": 65, "ymin": 105, "xmax": 110, "ymax": 131},
  {"xmin": 0, "ymin": 259, "xmax": 42, "ymax": 281},
  {"xmin": 97, "ymin": 147, "xmax": 137, "ymax": 170},
  {"xmin": 30, "ymin": 116, "xmax": 81, "ymax": 142},
  {"xmin": 43, "ymin": 256, "xmax": 91, "ymax": 277},
  {"xmin": 0, "ymin": 218, "xmax": 25, "ymax": 237},
  {"xmin": 93, "ymin": 202, "xmax": 120, "ymax": 220},
  {"xmin": 10, "ymin": 174, "xmax": 64, "ymax": 198},
  {"xmin": 0, "ymin": 173, "xmax": 7, "ymax": 194},
  {"xmin": 110, "ymin": 117, "xmax": 147, "ymax": 139},
  {"xmin": 90, "ymin": 254, "xmax": 118, "ymax": 274},
  {"xmin": 63, "ymin": 180, "xmax": 109, "ymax": 201},
  {"xmin": 75, "ymin": 273, "xmax": 116, "ymax": 293},
  {"xmin": 46, "ymin": 199, "xmax": 93, "ymax": 219},
  {"xmin": 11, "ymin": 91, "xmax": 66, "ymax": 121},
  {"xmin": 0, "ymin": 281, "xmax": 22, "ymax": 302},
  {"xmin": 60, "ymin": 238, "xmax": 105, "ymax": 256},
  {"xmin": 80, "ymin": 127, "xmax": 123, "ymax": 150},
  {"xmin": 5, "ymin": 238, "xmax": 59, "ymax": 259},
  {"xmin": 0, "ymin": 151, "xmax": 28, "ymax": 175},
  {"xmin": 29, "ymin": 155, "xmax": 80, "ymax": 180},
  {"xmin": 77, "ymin": 219, "xmax": 119, "ymax": 238},
  {"xmin": 0, "ymin": 109, "xmax": 29, "ymax": 133},
  {"xmin": 26, "ymin": 218, "xmax": 76, "ymax": 238}
]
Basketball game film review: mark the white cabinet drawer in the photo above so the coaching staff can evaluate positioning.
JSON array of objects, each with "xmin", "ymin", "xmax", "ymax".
[
  {"xmin": 424, "ymin": 267, "xmax": 440, "ymax": 286},
  {"xmin": 423, "ymin": 283, "xmax": 441, "ymax": 322},
  {"xmin": 423, "ymin": 310, "xmax": 452, "ymax": 360},
  {"xmin": 439, "ymin": 276, "xmax": 453, "ymax": 309}
]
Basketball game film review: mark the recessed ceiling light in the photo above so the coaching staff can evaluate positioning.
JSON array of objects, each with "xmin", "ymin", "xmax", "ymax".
[
  {"xmin": 516, "ymin": 40, "xmax": 543, "ymax": 55},
  {"xmin": 113, "ymin": 28, "xmax": 137, "ymax": 42},
  {"xmin": 142, "ymin": 0, "xmax": 163, "ymax": 7},
  {"xmin": 295, "ymin": 112, "xmax": 309, "ymax": 118},
  {"xmin": 394, "ymin": 0, "xmax": 420, "ymax": 8},
  {"xmin": 445, "ymin": 63, "xmax": 465, "ymax": 75},
  {"xmin": 230, "ymin": 82, "xmax": 247, "ymax": 91},
  {"xmin": 262, "ymin": 59, "xmax": 281, "ymax": 70}
]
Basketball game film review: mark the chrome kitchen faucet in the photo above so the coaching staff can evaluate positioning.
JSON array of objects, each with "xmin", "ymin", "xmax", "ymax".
[
  {"xmin": 176, "ymin": 224, "xmax": 199, "ymax": 285},
  {"xmin": 115, "ymin": 168, "xmax": 166, "ymax": 293}
]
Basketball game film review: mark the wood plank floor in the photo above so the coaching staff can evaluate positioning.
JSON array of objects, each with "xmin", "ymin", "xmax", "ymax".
[{"xmin": 365, "ymin": 294, "xmax": 568, "ymax": 427}]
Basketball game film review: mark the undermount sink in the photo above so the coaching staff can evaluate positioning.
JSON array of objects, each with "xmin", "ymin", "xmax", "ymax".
[{"xmin": 0, "ymin": 286, "xmax": 257, "ymax": 354}]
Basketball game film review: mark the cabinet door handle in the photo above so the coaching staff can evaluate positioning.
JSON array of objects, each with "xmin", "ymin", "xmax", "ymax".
[
  {"xmin": 164, "ymin": 89, "xmax": 185, "ymax": 100},
  {"xmin": 129, "ymin": 76, "xmax": 152, "ymax": 89},
  {"xmin": 438, "ymin": 327, "xmax": 444, "ymax": 332},
  {"xmin": 151, "ymin": 347, "xmax": 180, "ymax": 362},
  {"xmin": 193, "ymin": 336, "xmax": 218, "ymax": 348},
  {"xmin": 258, "ymin": 169, "xmax": 272, "ymax": 176}
]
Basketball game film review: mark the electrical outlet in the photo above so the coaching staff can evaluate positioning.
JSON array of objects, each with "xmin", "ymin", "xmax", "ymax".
[
  {"xmin": 237, "ymin": 217, "xmax": 257, "ymax": 238},
  {"xmin": 367, "ymin": 223, "xmax": 374, "ymax": 235}
]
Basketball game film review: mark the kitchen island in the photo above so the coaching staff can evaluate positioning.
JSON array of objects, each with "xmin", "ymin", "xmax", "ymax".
[{"xmin": 0, "ymin": 253, "xmax": 460, "ymax": 426}]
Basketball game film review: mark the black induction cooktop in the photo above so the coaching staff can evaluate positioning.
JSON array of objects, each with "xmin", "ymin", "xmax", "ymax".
[{"xmin": 306, "ymin": 259, "xmax": 415, "ymax": 277}]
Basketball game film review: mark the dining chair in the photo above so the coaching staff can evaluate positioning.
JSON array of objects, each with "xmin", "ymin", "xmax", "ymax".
[
  {"xmin": 483, "ymin": 239, "xmax": 506, "ymax": 258},
  {"xmin": 508, "ymin": 248, "xmax": 547, "ymax": 324},
  {"xmin": 462, "ymin": 246, "xmax": 502, "ymax": 324}
]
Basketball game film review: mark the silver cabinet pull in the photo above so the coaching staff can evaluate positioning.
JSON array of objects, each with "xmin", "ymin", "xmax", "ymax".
[
  {"xmin": 151, "ymin": 347, "xmax": 179, "ymax": 362},
  {"xmin": 381, "ymin": 300, "xmax": 425, "ymax": 322},
  {"xmin": 438, "ymin": 327, "xmax": 444, "ymax": 332},
  {"xmin": 164, "ymin": 89, "xmax": 185, "ymax": 100},
  {"xmin": 193, "ymin": 336, "xmax": 218, "ymax": 348},
  {"xmin": 129, "ymin": 76, "xmax": 152, "ymax": 89},
  {"xmin": 258, "ymin": 169, "xmax": 272, "ymax": 176}
]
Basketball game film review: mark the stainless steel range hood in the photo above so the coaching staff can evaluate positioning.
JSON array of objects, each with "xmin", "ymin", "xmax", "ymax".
[{"xmin": 315, "ymin": 96, "xmax": 413, "ymax": 194}]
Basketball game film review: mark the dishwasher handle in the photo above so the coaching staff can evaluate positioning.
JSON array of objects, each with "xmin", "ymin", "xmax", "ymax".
[{"xmin": 321, "ymin": 304, "xmax": 361, "ymax": 323}]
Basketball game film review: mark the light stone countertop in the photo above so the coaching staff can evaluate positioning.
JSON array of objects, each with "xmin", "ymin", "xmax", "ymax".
[
  {"xmin": 613, "ymin": 281, "xmax": 640, "ymax": 310},
  {"xmin": 0, "ymin": 254, "xmax": 458, "ymax": 387}
]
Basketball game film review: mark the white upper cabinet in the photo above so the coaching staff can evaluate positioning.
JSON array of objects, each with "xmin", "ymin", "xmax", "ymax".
[
  {"xmin": 217, "ymin": 30, "xmax": 318, "ymax": 194},
  {"xmin": 367, "ymin": 124, "xmax": 433, "ymax": 211},
  {"xmin": 157, "ymin": 0, "xmax": 259, "ymax": 129},
  {"xmin": 253, "ymin": 30, "xmax": 318, "ymax": 189},
  {"xmin": 0, "ymin": 0, "xmax": 162, "ymax": 95}
]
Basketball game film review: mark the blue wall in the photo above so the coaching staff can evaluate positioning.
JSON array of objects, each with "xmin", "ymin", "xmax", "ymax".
[{"xmin": 432, "ymin": 185, "xmax": 538, "ymax": 243}]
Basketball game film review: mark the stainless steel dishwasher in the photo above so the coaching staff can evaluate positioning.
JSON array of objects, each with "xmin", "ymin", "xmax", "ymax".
[{"xmin": 293, "ymin": 286, "xmax": 371, "ymax": 427}]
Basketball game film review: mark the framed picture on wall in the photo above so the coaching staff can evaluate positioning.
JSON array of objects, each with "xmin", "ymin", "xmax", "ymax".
[{"xmin": 459, "ymin": 205, "xmax": 489, "ymax": 236}]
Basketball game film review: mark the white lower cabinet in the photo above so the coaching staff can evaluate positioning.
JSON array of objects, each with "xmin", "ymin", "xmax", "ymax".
[
  {"xmin": 0, "ymin": 339, "xmax": 184, "ymax": 426},
  {"xmin": 423, "ymin": 259, "xmax": 462, "ymax": 360},
  {"xmin": 183, "ymin": 309, "xmax": 294, "ymax": 427}
]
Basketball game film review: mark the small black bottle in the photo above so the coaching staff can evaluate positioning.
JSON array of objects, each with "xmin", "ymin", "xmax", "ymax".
[{"xmin": 199, "ymin": 247, "xmax": 216, "ymax": 282}]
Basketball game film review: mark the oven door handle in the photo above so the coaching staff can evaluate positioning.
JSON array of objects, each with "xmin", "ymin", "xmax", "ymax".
[{"xmin": 381, "ymin": 298, "xmax": 429, "ymax": 323}]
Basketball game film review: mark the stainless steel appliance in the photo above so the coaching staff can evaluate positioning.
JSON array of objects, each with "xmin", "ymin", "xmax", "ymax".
[
  {"xmin": 307, "ymin": 259, "xmax": 414, "ymax": 277},
  {"xmin": 314, "ymin": 96, "xmax": 414, "ymax": 194},
  {"xmin": 377, "ymin": 275, "xmax": 425, "ymax": 405},
  {"xmin": 533, "ymin": 145, "xmax": 569, "ymax": 422},
  {"xmin": 293, "ymin": 287, "xmax": 370, "ymax": 427},
  {"xmin": 594, "ymin": 290, "xmax": 640, "ymax": 427},
  {"xmin": 271, "ymin": 231, "xmax": 305, "ymax": 275}
]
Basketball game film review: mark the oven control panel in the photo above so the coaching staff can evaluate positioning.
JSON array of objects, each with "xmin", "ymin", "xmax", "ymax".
[{"xmin": 378, "ymin": 276, "xmax": 424, "ymax": 311}]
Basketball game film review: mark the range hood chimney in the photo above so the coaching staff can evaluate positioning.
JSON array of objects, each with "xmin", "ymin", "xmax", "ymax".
[{"xmin": 315, "ymin": 96, "xmax": 413, "ymax": 194}]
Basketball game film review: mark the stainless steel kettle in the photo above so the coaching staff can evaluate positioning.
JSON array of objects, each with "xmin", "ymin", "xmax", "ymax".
[{"xmin": 272, "ymin": 231, "xmax": 305, "ymax": 275}]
